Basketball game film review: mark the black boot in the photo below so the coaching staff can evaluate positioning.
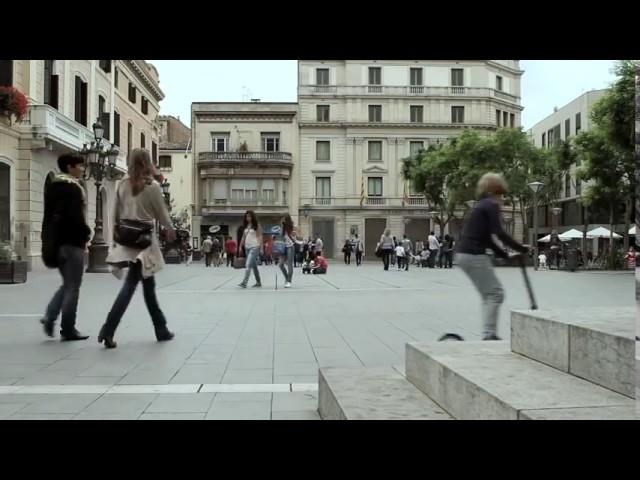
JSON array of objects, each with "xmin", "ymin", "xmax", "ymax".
[
  {"xmin": 154, "ymin": 324, "xmax": 175, "ymax": 342},
  {"xmin": 98, "ymin": 325, "xmax": 117, "ymax": 349}
]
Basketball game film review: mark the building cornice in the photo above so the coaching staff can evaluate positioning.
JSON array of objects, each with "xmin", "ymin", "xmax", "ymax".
[
  {"xmin": 196, "ymin": 113, "xmax": 296, "ymax": 123},
  {"xmin": 125, "ymin": 60, "xmax": 165, "ymax": 102}
]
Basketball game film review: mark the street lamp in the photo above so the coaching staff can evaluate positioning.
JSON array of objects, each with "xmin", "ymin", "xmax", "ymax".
[
  {"xmin": 552, "ymin": 206, "xmax": 562, "ymax": 231},
  {"xmin": 79, "ymin": 119, "xmax": 121, "ymax": 273},
  {"xmin": 161, "ymin": 178, "xmax": 171, "ymax": 208},
  {"xmin": 528, "ymin": 181, "xmax": 545, "ymax": 270}
]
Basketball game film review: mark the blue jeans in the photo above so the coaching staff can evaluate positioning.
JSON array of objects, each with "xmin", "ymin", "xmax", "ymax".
[
  {"xmin": 44, "ymin": 245, "xmax": 85, "ymax": 335},
  {"xmin": 278, "ymin": 246, "xmax": 294, "ymax": 283},
  {"xmin": 241, "ymin": 247, "xmax": 262, "ymax": 286}
]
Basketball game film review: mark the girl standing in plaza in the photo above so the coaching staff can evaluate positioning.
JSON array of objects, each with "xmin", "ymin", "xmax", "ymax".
[
  {"xmin": 238, "ymin": 210, "xmax": 263, "ymax": 288},
  {"xmin": 379, "ymin": 229, "xmax": 395, "ymax": 271},
  {"xmin": 278, "ymin": 214, "xmax": 296, "ymax": 288}
]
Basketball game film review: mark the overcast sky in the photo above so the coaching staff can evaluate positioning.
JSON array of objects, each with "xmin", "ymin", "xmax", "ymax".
[{"xmin": 151, "ymin": 60, "xmax": 618, "ymax": 130}]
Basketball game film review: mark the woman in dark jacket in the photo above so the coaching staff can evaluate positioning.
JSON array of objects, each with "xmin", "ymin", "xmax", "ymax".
[{"xmin": 456, "ymin": 173, "xmax": 529, "ymax": 341}]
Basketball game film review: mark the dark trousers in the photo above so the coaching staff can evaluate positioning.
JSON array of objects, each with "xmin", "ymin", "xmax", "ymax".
[
  {"xmin": 355, "ymin": 252, "xmax": 362, "ymax": 266},
  {"xmin": 204, "ymin": 252, "xmax": 212, "ymax": 267},
  {"xmin": 404, "ymin": 253, "xmax": 410, "ymax": 271},
  {"xmin": 312, "ymin": 267, "xmax": 326, "ymax": 274},
  {"xmin": 102, "ymin": 261, "xmax": 167, "ymax": 337},
  {"xmin": 444, "ymin": 251, "xmax": 453, "ymax": 268},
  {"xmin": 428, "ymin": 249, "xmax": 438, "ymax": 268},
  {"xmin": 382, "ymin": 250, "xmax": 392, "ymax": 270},
  {"xmin": 226, "ymin": 253, "xmax": 235, "ymax": 267},
  {"xmin": 44, "ymin": 245, "xmax": 85, "ymax": 335},
  {"xmin": 344, "ymin": 253, "xmax": 351, "ymax": 265}
]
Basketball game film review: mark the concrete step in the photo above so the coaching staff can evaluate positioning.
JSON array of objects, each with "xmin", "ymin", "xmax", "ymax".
[
  {"xmin": 318, "ymin": 366, "xmax": 452, "ymax": 420},
  {"xmin": 405, "ymin": 341, "xmax": 635, "ymax": 420},
  {"xmin": 510, "ymin": 307, "xmax": 635, "ymax": 398}
]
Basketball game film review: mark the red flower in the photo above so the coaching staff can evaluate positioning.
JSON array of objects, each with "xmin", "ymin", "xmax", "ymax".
[{"xmin": 0, "ymin": 86, "xmax": 28, "ymax": 122}]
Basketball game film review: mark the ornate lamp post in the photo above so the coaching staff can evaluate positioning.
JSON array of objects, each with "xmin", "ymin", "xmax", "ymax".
[
  {"xmin": 79, "ymin": 119, "xmax": 120, "ymax": 273},
  {"xmin": 528, "ymin": 181, "xmax": 545, "ymax": 271}
]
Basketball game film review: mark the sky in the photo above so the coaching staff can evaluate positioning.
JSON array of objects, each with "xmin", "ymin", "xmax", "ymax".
[{"xmin": 150, "ymin": 60, "xmax": 618, "ymax": 130}]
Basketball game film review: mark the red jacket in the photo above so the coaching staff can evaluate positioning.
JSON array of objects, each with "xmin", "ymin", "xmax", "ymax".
[
  {"xmin": 225, "ymin": 239, "xmax": 237, "ymax": 255},
  {"xmin": 315, "ymin": 256, "xmax": 328, "ymax": 270}
]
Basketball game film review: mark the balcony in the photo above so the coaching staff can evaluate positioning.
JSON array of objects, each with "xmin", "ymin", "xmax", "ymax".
[
  {"xmin": 201, "ymin": 197, "xmax": 288, "ymax": 214},
  {"xmin": 299, "ymin": 85, "xmax": 520, "ymax": 103},
  {"xmin": 302, "ymin": 196, "xmax": 428, "ymax": 208},
  {"xmin": 199, "ymin": 151, "xmax": 293, "ymax": 166},
  {"xmin": 21, "ymin": 104, "xmax": 127, "ymax": 172}
]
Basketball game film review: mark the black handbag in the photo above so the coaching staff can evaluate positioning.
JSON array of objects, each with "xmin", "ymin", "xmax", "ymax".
[{"xmin": 113, "ymin": 181, "xmax": 153, "ymax": 249}]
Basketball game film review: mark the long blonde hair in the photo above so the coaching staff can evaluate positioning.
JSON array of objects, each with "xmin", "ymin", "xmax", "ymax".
[{"xmin": 128, "ymin": 148, "xmax": 154, "ymax": 196}]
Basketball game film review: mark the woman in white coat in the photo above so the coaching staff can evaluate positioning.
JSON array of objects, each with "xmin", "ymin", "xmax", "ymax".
[{"xmin": 98, "ymin": 149, "xmax": 177, "ymax": 348}]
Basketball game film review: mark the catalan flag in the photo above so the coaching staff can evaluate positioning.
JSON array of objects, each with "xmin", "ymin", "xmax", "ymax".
[
  {"xmin": 360, "ymin": 176, "xmax": 365, "ymax": 207},
  {"xmin": 402, "ymin": 181, "xmax": 410, "ymax": 206}
]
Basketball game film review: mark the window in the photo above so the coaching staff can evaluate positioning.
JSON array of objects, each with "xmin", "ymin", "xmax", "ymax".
[
  {"xmin": 368, "ymin": 105, "xmax": 382, "ymax": 122},
  {"xmin": 99, "ymin": 60, "xmax": 111, "ymax": 73},
  {"xmin": 496, "ymin": 75, "xmax": 503, "ymax": 91},
  {"xmin": 451, "ymin": 106, "xmax": 464, "ymax": 124},
  {"xmin": 74, "ymin": 76, "xmax": 88, "ymax": 126},
  {"xmin": 410, "ymin": 141, "xmax": 424, "ymax": 157},
  {"xmin": 211, "ymin": 134, "xmax": 229, "ymax": 152},
  {"xmin": 547, "ymin": 128, "xmax": 554, "ymax": 148},
  {"xmin": 368, "ymin": 141, "xmax": 382, "ymax": 162},
  {"xmin": 128, "ymin": 82, "xmax": 137, "ymax": 103},
  {"xmin": 451, "ymin": 68, "xmax": 464, "ymax": 86},
  {"xmin": 44, "ymin": 60, "xmax": 58, "ymax": 109},
  {"xmin": 316, "ymin": 105, "xmax": 330, "ymax": 122},
  {"xmin": 496, "ymin": 109, "xmax": 501, "ymax": 127},
  {"xmin": 503, "ymin": 112, "xmax": 508, "ymax": 128},
  {"xmin": 262, "ymin": 133, "xmax": 280, "ymax": 152},
  {"xmin": 98, "ymin": 95, "xmax": 110, "ymax": 140},
  {"xmin": 565, "ymin": 174, "xmax": 571, "ymax": 197},
  {"xmin": 316, "ymin": 68, "xmax": 329, "ymax": 85},
  {"xmin": 316, "ymin": 177, "xmax": 331, "ymax": 201},
  {"xmin": 316, "ymin": 140, "xmax": 330, "ymax": 162},
  {"xmin": 368, "ymin": 177, "xmax": 383, "ymax": 196},
  {"xmin": 141, "ymin": 96, "xmax": 148, "ymax": 115},
  {"xmin": 553, "ymin": 124, "xmax": 561, "ymax": 146},
  {"xmin": 410, "ymin": 68, "xmax": 423, "ymax": 86},
  {"xmin": 114, "ymin": 68, "xmax": 118, "ymax": 88},
  {"xmin": 410, "ymin": 105, "xmax": 423, "ymax": 123},
  {"xmin": 231, "ymin": 189, "xmax": 244, "ymax": 201},
  {"xmin": 113, "ymin": 111, "xmax": 120, "ymax": 146},
  {"xmin": 140, "ymin": 132, "xmax": 146, "ymax": 149},
  {"xmin": 262, "ymin": 189, "xmax": 275, "ymax": 202},
  {"xmin": 565, "ymin": 118, "xmax": 571, "ymax": 138},
  {"xmin": 575, "ymin": 112, "xmax": 581, "ymax": 134},
  {"xmin": 369, "ymin": 67, "xmax": 381, "ymax": 85},
  {"xmin": 245, "ymin": 189, "xmax": 257, "ymax": 202},
  {"xmin": 127, "ymin": 123, "xmax": 133, "ymax": 156},
  {"xmin": 0, "ymin": 60, "xmax": 13, "ymax": 86},
  {"xmin": 159, "ymin": 155, "xmax": 172, "ymax": 169},
  {"xmin": 152, "ymin": 141, "xmax": 157, "ymax": 164},
  {"xmin": 510, "ymin": 113, "xmax": 515, "ymax": 128},
  {"xmin": 542, "ymin": 133, "xmax": 546, "ymax": 148}
]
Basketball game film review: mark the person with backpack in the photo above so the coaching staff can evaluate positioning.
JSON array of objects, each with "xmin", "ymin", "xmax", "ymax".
[
  {"xmin": 211, "ymin": 236, "xmax": 222, "ymax": 267},
  {"xmin": 202, "ymin": 236, "xmax": 213, "ymax": 267},
  {"xmin": 40, "ymin": 154, "xmax": 92, "ymax": 341},
  {"xmin": 379, "ymin": 229, "xmax": 395, "ymax": 271}
]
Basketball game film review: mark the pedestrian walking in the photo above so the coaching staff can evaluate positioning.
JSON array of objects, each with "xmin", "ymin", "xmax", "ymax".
[
  {"xmin": 225, "ymin": 236, "xmax": 237, "ymax": 267},
  {"xmin": 342, "ymin": 239, "xmax": 352, "ymax": 265},
  {"xmin": 202, "ymin": 236, "xmax": 213, "ymax": 267},
  {"xmin": 353, "ymin": 234, "xmax": 364, "ymax": 266},
  {"xmin": 211, "ymin": 236, "xmax": 222, "ymax": 267},
  {"xmin": 402, "ymin": 234, "xmax": 413, "ymax": 271},
  {"xmin": 395, "ymin": 243, "xmax": 406, "ymax": 270},
  {"xmin": 456, "ymin": 173, "xmax": 529, "ymax": 340},
  {"xmin": 379, "ymin": 229, "xmax": 395, "ymax": 271},
  {"xmin": 443, "ymin": 234, "xmax": 455, "ymax": 268},
  {"xmin": 98, "ymin": 149, "xmax": 176, "ymax": 349},
  {"xmin": 278, "ymin": 214, "xmax": 296, "ymax": 288},
  {"xmin": 238, "ymin": 210, "xmax": 263, "ymax": 288},
  {"xmin": 40, "ymin": 154, "xmax": 92, "ymax": 341}
]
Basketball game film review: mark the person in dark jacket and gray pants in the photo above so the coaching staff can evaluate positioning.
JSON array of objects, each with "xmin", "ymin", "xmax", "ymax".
[
  {"xmin": 456, "ymin": 173, "xmax": 529, "ymax": 340},
  {"xmin": 40, "ymin": 154, "xmax": 92, "ymax": 341}
]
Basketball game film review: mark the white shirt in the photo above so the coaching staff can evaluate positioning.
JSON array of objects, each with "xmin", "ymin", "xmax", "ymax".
[
  {"xmin": 538, "ymin": 254, "xmax": 547, "ymax": 262},
  {"xmin": 315, "ymin": 238, "xmax": 323, "ymax": 251},
  {"xmin": 395, "ymin": 246, "xmax": 405, "ymax": 257},
  {"xmin": 428, "ymin": 235, "xmax": 440, "ymax": 250},
  {"xmin": 244, "ymin": 228, "xmax": 259, "ymax": 249}
]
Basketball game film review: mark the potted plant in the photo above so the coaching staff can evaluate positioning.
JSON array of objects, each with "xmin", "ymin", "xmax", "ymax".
[
  {"xmin": 0, "ymin": 241, "xmax": 28, "ymax": 284},
  {"xmin": 0, "ymin": 86, "xmax": 28, "ymax": 124}
]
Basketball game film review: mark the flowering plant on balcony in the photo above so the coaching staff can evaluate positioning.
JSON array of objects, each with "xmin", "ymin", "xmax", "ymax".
[{"xmin": 0, "ymin": 86, "xmax": 28, "ymax": 122}]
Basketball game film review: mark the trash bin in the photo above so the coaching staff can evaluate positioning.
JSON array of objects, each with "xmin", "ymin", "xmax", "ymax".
[{"xmin": 566, "ymin": 243, "xmax": 578, "ymax": 272}]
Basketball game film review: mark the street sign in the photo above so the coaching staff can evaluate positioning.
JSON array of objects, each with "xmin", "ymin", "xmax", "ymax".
[{"xmin": 209, "ymin": 225, "xmax": 221, "ymax": 233}]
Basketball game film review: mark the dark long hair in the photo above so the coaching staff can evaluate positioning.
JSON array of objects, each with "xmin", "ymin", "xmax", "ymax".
[
  {"xmin": 243, "ymin": 210, "xmax": 259, "ymax": 230},
  {"xmin": 282, "ymin": 214, "xmax": 294, "ymax": 236}
]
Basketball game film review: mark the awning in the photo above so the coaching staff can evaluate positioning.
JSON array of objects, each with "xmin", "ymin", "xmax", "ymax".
[{"xmin": 586, "ymin": 227, "xmax": 622, "ymax": 239}]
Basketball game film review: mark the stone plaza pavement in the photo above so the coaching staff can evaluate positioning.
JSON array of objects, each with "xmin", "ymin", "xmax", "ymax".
[{"xmin": 0, "ymin": 261, "xmax": 634, "ymax": 420}]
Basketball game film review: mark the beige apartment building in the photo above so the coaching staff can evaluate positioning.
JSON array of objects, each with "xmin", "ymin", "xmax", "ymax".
[
  {"xmin": 0, "ymin": 60, "xmax": 163, "ymax": 270},
  {"xmin": 158, "ymin": 115, "xmax": 193, "ymax": 233},
  {"xmin": 297, "ymin": 60, "xmax": 524, "ymax": 257},
  {"xmin": 191, "ymin": 102, "xmax": 299, "ymax": 248}
]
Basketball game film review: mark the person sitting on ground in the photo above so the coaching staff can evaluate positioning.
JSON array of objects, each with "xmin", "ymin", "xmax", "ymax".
[
  {"xmin": 420, "ymin": 248, "xmax": 430, "ymax": 268},
  {"xmin": 538, "ymin": 252, "xmax": 547, "ymax": 270},
  {"xmin": 311, "ymin": 255, "xmax": 328, "ymax": 274}
]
